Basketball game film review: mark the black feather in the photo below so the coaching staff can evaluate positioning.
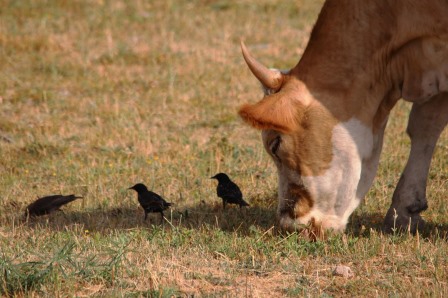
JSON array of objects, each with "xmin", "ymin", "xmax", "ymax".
[
  {"xmin": 25, "ymin": 194, "xmax": 82, "ymax": 217},
  {"xmin": 211, "ymin": 173, "xmax": 249, "ymax": 209},
  {"xmin": 128, "ymin": 183, "xmax": 172, "ymax": 222}
]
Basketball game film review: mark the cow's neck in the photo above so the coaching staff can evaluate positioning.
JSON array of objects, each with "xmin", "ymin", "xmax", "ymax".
[{"xmin": 293, "ymin": 0, "xmax": 448, "ymax": 131}]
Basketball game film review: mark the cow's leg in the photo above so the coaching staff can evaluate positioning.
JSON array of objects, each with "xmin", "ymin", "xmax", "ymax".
[{"xmin": 384, "ymin": 94, "xmax": 448, "ymax": 233}]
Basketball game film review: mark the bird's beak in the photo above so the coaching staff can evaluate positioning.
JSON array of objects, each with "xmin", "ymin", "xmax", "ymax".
[{"xmin": 128, "ymin": 187, "xmax": 133, "ymax": 190}]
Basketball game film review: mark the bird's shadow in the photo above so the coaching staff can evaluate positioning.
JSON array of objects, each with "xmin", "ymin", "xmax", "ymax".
[{"xmin": 12, "ymin": 199, "xmax": 278, "ymax": 237}]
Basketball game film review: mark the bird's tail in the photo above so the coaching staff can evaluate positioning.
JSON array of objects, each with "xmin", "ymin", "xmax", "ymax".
[
  {"xmin": 241, "ymin": 200, "xmax": 250, "ymax": 206},
  {"xmin": 55, "ymin": 195, "xmax": 83, "ymax": 206}
]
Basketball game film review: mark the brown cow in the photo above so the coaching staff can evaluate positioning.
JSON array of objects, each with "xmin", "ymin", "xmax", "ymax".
[{"xmin": 239, "ymin": 0, "xmax": 448, "ymax": 235}]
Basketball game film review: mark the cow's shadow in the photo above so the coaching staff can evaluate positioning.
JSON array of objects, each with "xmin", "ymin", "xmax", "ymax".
[{"xmin": 347, "ymin": 211, "xmax": 448, "ymax": 239}]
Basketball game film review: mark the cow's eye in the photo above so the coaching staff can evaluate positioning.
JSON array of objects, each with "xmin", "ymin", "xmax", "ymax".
[{"xmin": 270, "ymin": 136, "xmax": 281, "ymax": 158}]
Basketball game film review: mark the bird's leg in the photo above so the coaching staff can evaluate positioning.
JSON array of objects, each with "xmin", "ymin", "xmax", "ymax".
[
  {"xmin": 144, "ymin": 212, "xmax": 148, "ymax": 221},
  {"xmin": 160, "ymin": 212, "xmax": 164, "ymax": 224},
  {"xmin": 57, "ymin": 209, "xmax": 67, "ymax": 218},
  {"xmin": 222, "ymin": 200, "xmax": 226, "ymax": 210}
]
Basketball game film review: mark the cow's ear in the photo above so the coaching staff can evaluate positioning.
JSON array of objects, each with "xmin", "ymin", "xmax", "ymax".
[{"xmin": 239, "ymin": 94, "xmax": 301, "ymax": 133}]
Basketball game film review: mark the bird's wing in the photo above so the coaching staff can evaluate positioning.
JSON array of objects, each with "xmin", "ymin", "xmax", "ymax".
[
  {"xmin": 147, "ymin": 191, "xmax": 163, "ymax": 201},
  {"xmin": 139, "ymin": 193, "xmax": 162, "ymax": 207},
  {"xmin": 139, "ymin": 198, "xmax": 165, "ymax": 213},
  {"xmin": 218, "ymin": 182, "xmax": 242, "ymax": 199},
  {"xmin": 52, "ymin": 195, "xmax": 82, "ymax": 208},
  {"xmin": 26, "ymin": 195, "xmax": 64, "ymax": 214},
  {"xmin": 138, "ymin": 191, "xmax": 171, "ymax": 211},
  {"xmin": 148, "ymin": 191, "xmax": 171, "ymax": 206}
]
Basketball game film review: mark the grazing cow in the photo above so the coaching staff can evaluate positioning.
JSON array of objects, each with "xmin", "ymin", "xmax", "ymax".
[{"xmin": 239, "ymin": 0, "xmax": 448, "ymax": 236}]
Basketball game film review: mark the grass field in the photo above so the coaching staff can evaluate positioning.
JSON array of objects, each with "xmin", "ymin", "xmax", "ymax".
[{"xmin": 0, "ymin": 0, "xmax": 447, "ymax": 296}]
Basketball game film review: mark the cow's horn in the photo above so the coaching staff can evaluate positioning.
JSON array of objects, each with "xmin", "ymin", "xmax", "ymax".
[{"xmin": 241, "ymin": 41, "xmax": 283, "ymax": 90}]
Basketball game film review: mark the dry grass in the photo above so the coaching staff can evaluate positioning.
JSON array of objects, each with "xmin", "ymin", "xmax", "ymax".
[{"xmin": 0, "ymin": 0, "xmax": 447, "ymax": 296}]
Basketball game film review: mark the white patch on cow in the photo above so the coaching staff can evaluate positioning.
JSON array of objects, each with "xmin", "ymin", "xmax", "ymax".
[
  {"xmin": 355, "ymin": 117, "xmax": 388, "ymax": 207},
  {"xmin": 299, "ymin": 118, "xmax": 375, "ymax": 230}
]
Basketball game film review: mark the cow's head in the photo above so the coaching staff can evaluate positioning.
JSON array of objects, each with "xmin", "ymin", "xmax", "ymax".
[{"xmin": 239, "ymin": 42, "xmax": 375, "ymax": 237}]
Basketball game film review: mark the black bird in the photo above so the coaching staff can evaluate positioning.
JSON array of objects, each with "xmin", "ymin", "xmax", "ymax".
[
  {"xmin": 128, "ymin": 183, "xmax": 172, "ymax": 222},
  {"xmin": 211, "ymin": 173, "xmax": 249, "ymax": 209},
  {"xmin": 25, "ymin": 194, "xmax": 82, "ymax": 217}
]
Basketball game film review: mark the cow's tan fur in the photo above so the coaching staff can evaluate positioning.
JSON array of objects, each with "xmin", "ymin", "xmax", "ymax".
[{"xmin": 239, "ymin": 0, "xmax": 448, "ymax": 234}]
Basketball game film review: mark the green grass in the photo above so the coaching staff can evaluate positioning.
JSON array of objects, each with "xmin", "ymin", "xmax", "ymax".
[{"xmin": 0, "ymin": 0, "xmax": 447, "ymax": 296}]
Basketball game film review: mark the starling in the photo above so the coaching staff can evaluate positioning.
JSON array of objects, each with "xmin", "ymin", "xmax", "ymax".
[
  {"xmin": 128, "ymin": 183, "xmax": 172, "ymax": 222},
  {"xmin": 211, "ymin": 173, "xmax": 249, "ymax": 209},
  {"xmin": 25, "ymin": 194, "xmax": 82, "ymax": 217}
]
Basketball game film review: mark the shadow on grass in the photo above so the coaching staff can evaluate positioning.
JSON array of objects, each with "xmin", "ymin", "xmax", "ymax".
[
  {"xmin": 346, "ymin": 211, "xmax": 385, "ymax": 236},
  {"xmin": 7, "ymin": 198, "xmax": 448, "ymax": 240},
  {"xmin": 13, "ymin": 198, "xmax": 278, "ymax": 237},
  {"xmin": 347, "ymin": 211, "xmax": 448, "ymax": 240}
]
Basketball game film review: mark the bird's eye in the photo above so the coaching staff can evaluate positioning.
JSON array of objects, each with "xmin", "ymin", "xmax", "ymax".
[{"xmin": 270, "ymin": 136, "xmax": 281, "ymax": 158}]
